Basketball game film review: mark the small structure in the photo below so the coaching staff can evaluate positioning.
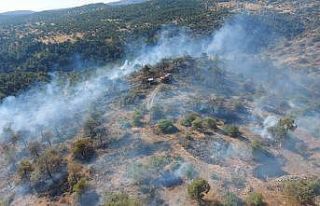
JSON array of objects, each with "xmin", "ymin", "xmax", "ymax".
[
  {"xmin": 147, "ymin": 77, "xmax": 156, "ymax": 85},
  {"xmin": 160, "ymin": 73, "xmax": 173, "ymax": 83}
]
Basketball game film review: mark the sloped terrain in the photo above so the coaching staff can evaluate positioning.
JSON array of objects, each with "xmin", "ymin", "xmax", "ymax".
[{"xmin": 0, "ymin": 0, "xmax": 320, "ymax": 206}]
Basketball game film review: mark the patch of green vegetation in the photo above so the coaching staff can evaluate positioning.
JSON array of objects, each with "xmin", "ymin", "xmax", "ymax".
[
  {"xmin": 284, "ymin": 178, "xmax": 320, "ymax": 205},
  {"xmin": 223, "ymin": 192, "xmax": 243, "ymax": 206},
  {"xmin": 0, "ymin": 0, "xmax": 230, "ymax": 98},
  {"xmin": 17, "ymin": 159, "xmax": 34, "ymax": 180},
  {"xmin": 181, "ymin": 114, "xmax": 217, "ymax": 132},
  {"xmin": 131, "ymin": 110, "xmax": 143, "ymax": 127},
  {"xmin": 203, "ymin": 117, "xmax": 218, "ymax": 130},
  {"xmin": 72, "ymin": 178, "xmax": 88, "ymax": 194},
  {"xmin": 223, "ymin": 125, "xmax": 241, "ymax": 138},
  {"xmin": 104, "ymin": 193, "xmax": 141, "ymax": 206},
  {"xmin": 192, "ymin": 117, "xmax": 203, "ymax": 130},
  {"xmin": 71, "ymin": 138, "xmax": 95, "ymax": 161},
  {"xmin": 30, "ymin": 148, "xmax": 66, "ymax": 185},
  {"xmin": 268, "ymin": 117, "xmax": 296, "ymax": 146},
  {"xmin": 181, "ymin": 113, "xmax": 200, "ymax": 127},
  {"xmin": 187, "ymin": 178, "xmax": 210, "ymax": 200},
  {"xmin": 251, "ymin": 140, "xmax": 264, "ymax": 152},
  {"xmin": 156, "ymin": 119, "xmax": 178, "ymax": 134},
  {"xmin": 245, "ymin": 192, "xmax": 264, "ymax": 206}
]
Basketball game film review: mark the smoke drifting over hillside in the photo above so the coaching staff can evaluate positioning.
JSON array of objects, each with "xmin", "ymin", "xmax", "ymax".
[{"xmin": 1, "ymin": 13, "xmax": 319, "ymax": 205}]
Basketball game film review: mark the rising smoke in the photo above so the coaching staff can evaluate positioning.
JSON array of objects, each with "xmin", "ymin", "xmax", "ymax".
[{"xmin": 0, "ymin": 13, "xmax": 319, "ymax": 203}]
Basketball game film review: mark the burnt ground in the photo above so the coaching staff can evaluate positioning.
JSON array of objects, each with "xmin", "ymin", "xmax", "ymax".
[{"xmin": 4, "ymin": 56, "xmax": 320, "ymax": 206}]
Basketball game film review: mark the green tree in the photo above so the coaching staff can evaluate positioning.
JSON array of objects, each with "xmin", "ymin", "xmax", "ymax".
[
  {"xmin": 71, "ymin": 138, "xmax": 95, "ymax": 161},
  {"xmin": 223, "ymin": 125, "xmax": 240, "ymax": 138},
  {"xmin": 35, "ymin": 148, "xmax": 64, "ymax": 180},
  {"xmin": 181, "ymin": 113, "xmax": 200, "ymax": 127},
  {"xmin": 156, "ymin": 119, "xmax": 178, "ymax": 134},
  {"xmin": 187, "ymin": 178, "xmax": 210, "ymax": 201}
]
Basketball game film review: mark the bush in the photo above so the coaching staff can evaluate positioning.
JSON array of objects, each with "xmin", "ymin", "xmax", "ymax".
[
  {"xmin": 278, "ymin": 117, "xmax": 297, "ymax": 130},
  {"xmin": 132, "ymin": 110, "xmax": 143, "ymax": 127},
  {"xmin": 17, "ymin": 160, "xmax": 34, "ymax": 180},
  {"xmin": 104, "ymin": 193, "xmax": 141, "ymax": 206},
  {"xmin": 187, "ymin": 178, "xmax": 210, "ymax": 200},
  {"xmin": 156, "ymin": 119, "xmax": 178, "ymax": 134},
  {"xmin": 203, "ymin": 117, "xmax": 217, "ymax": 130},
  {"xmin": 192, "ymin": 117, "xmax": 203, "ymax": 130},
  {"xmin": 284, "ymin": 179, "xmax": 320, "ymax": 204},
  {"xmin": 71, "ymin": 138, "xmax": 95, "ymax": 161},
  {"xmin": 251, "ymin": 140, "xmax": 265, "ymax": 152},
  {"xmin": 31, "ymin": 148, "xmax": 65, "ymax": 183},
  {"xmin": 268, "ymin": 117, "xmax": 296, "ymax": 140},
  {"xmin": 223, "ymin": 125, "xmax": 240, "ymax": 137},
  {"xmin": 223, "ymin": 192, "xmax": 243, "ymax": 206},
  {"xmin": 72, "ymin": 178, "xmax": 88, "ymax": 194},
  {"xmin": 181, "ymin": 113, "xmax": 200, "ymax": 127},
  {"xmin": 245, "ymin": 192, "xmax": 264, "ymax": 206},
  {"xmin": 67, "ymin": 162, "xmax": 83, "ymax": 191}
]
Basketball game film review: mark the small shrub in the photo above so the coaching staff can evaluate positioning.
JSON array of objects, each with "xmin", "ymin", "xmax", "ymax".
[
  {"xmin": 181, "ymin": 113, "xmax": 200, "ymax": 127},
  {"xmin": 223, "ymin": 192, "xmax": 243, "ymax": 206},
  {"xmin": 187, "ymin": 178, "xmax": 210, "ymax": 200},
  {"xmin": 67, "ymin": 162, "xmax": 83, "ymax": 191},
  {"xmin": 284, "ymin": 179, "xmax": 320, "ymax": 204},
  {"xmin": 251, "ymin": 140, "xmax": 264, "ymax": 152},
  {"xmin": 278, "ymin": 117, "xmax": 297, "ymax": 130},
  {"xmin": 245, "ymin": 192, "xmax": 264, "ymax": 206},
  {"xmin": 223, "ymin": 125, "xmax": 240, "ymax": 137},
  {"xmin": 104, "ymin": 193, "xmax": 141, "ymax": 206},
  {"xmin": 156, "ymin": 119, "xmax": 178, "ymax": 134},
  {"xmin": 203, "ymin": 117, "xmax": 217, "ymax": 130},
  {"xmin": 132, "ymin": 110, "xmax": 143, "ymax": 127},
  {"xmin": 72, "ymin": 178, "xmax": 88, "ymax": 194},
  {"xmin": 192, "ymin": 117, "xmax": 203, "ymax": 130},
  {"xmin": 268, "ymin": 117, "xmax": 297, "ymax": 140},
  {"xmin": 30, "ymin": 148, "xmax": 66, "ymax": 184},
  {"xmin": 71, "ymin": 138, "xmax": 95, "ymax": 161},
  {"xmin": 17, "ymin": 159, "xmax": 34, "ymax": 180}
]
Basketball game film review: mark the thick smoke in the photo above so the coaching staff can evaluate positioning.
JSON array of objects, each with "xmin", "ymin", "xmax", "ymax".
[{"xmin": 0, "ymin": 20, "xmax": 243, "ymax": 142}]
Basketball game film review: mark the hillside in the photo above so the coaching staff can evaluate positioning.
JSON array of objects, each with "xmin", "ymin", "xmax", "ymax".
[
  {"xmin": 0, "ymin": 0, "xmax": 229, "ymax": 98},
  {"xmin": 0, "ymin": 0, "xmax": 320, "ymax": 206}
]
